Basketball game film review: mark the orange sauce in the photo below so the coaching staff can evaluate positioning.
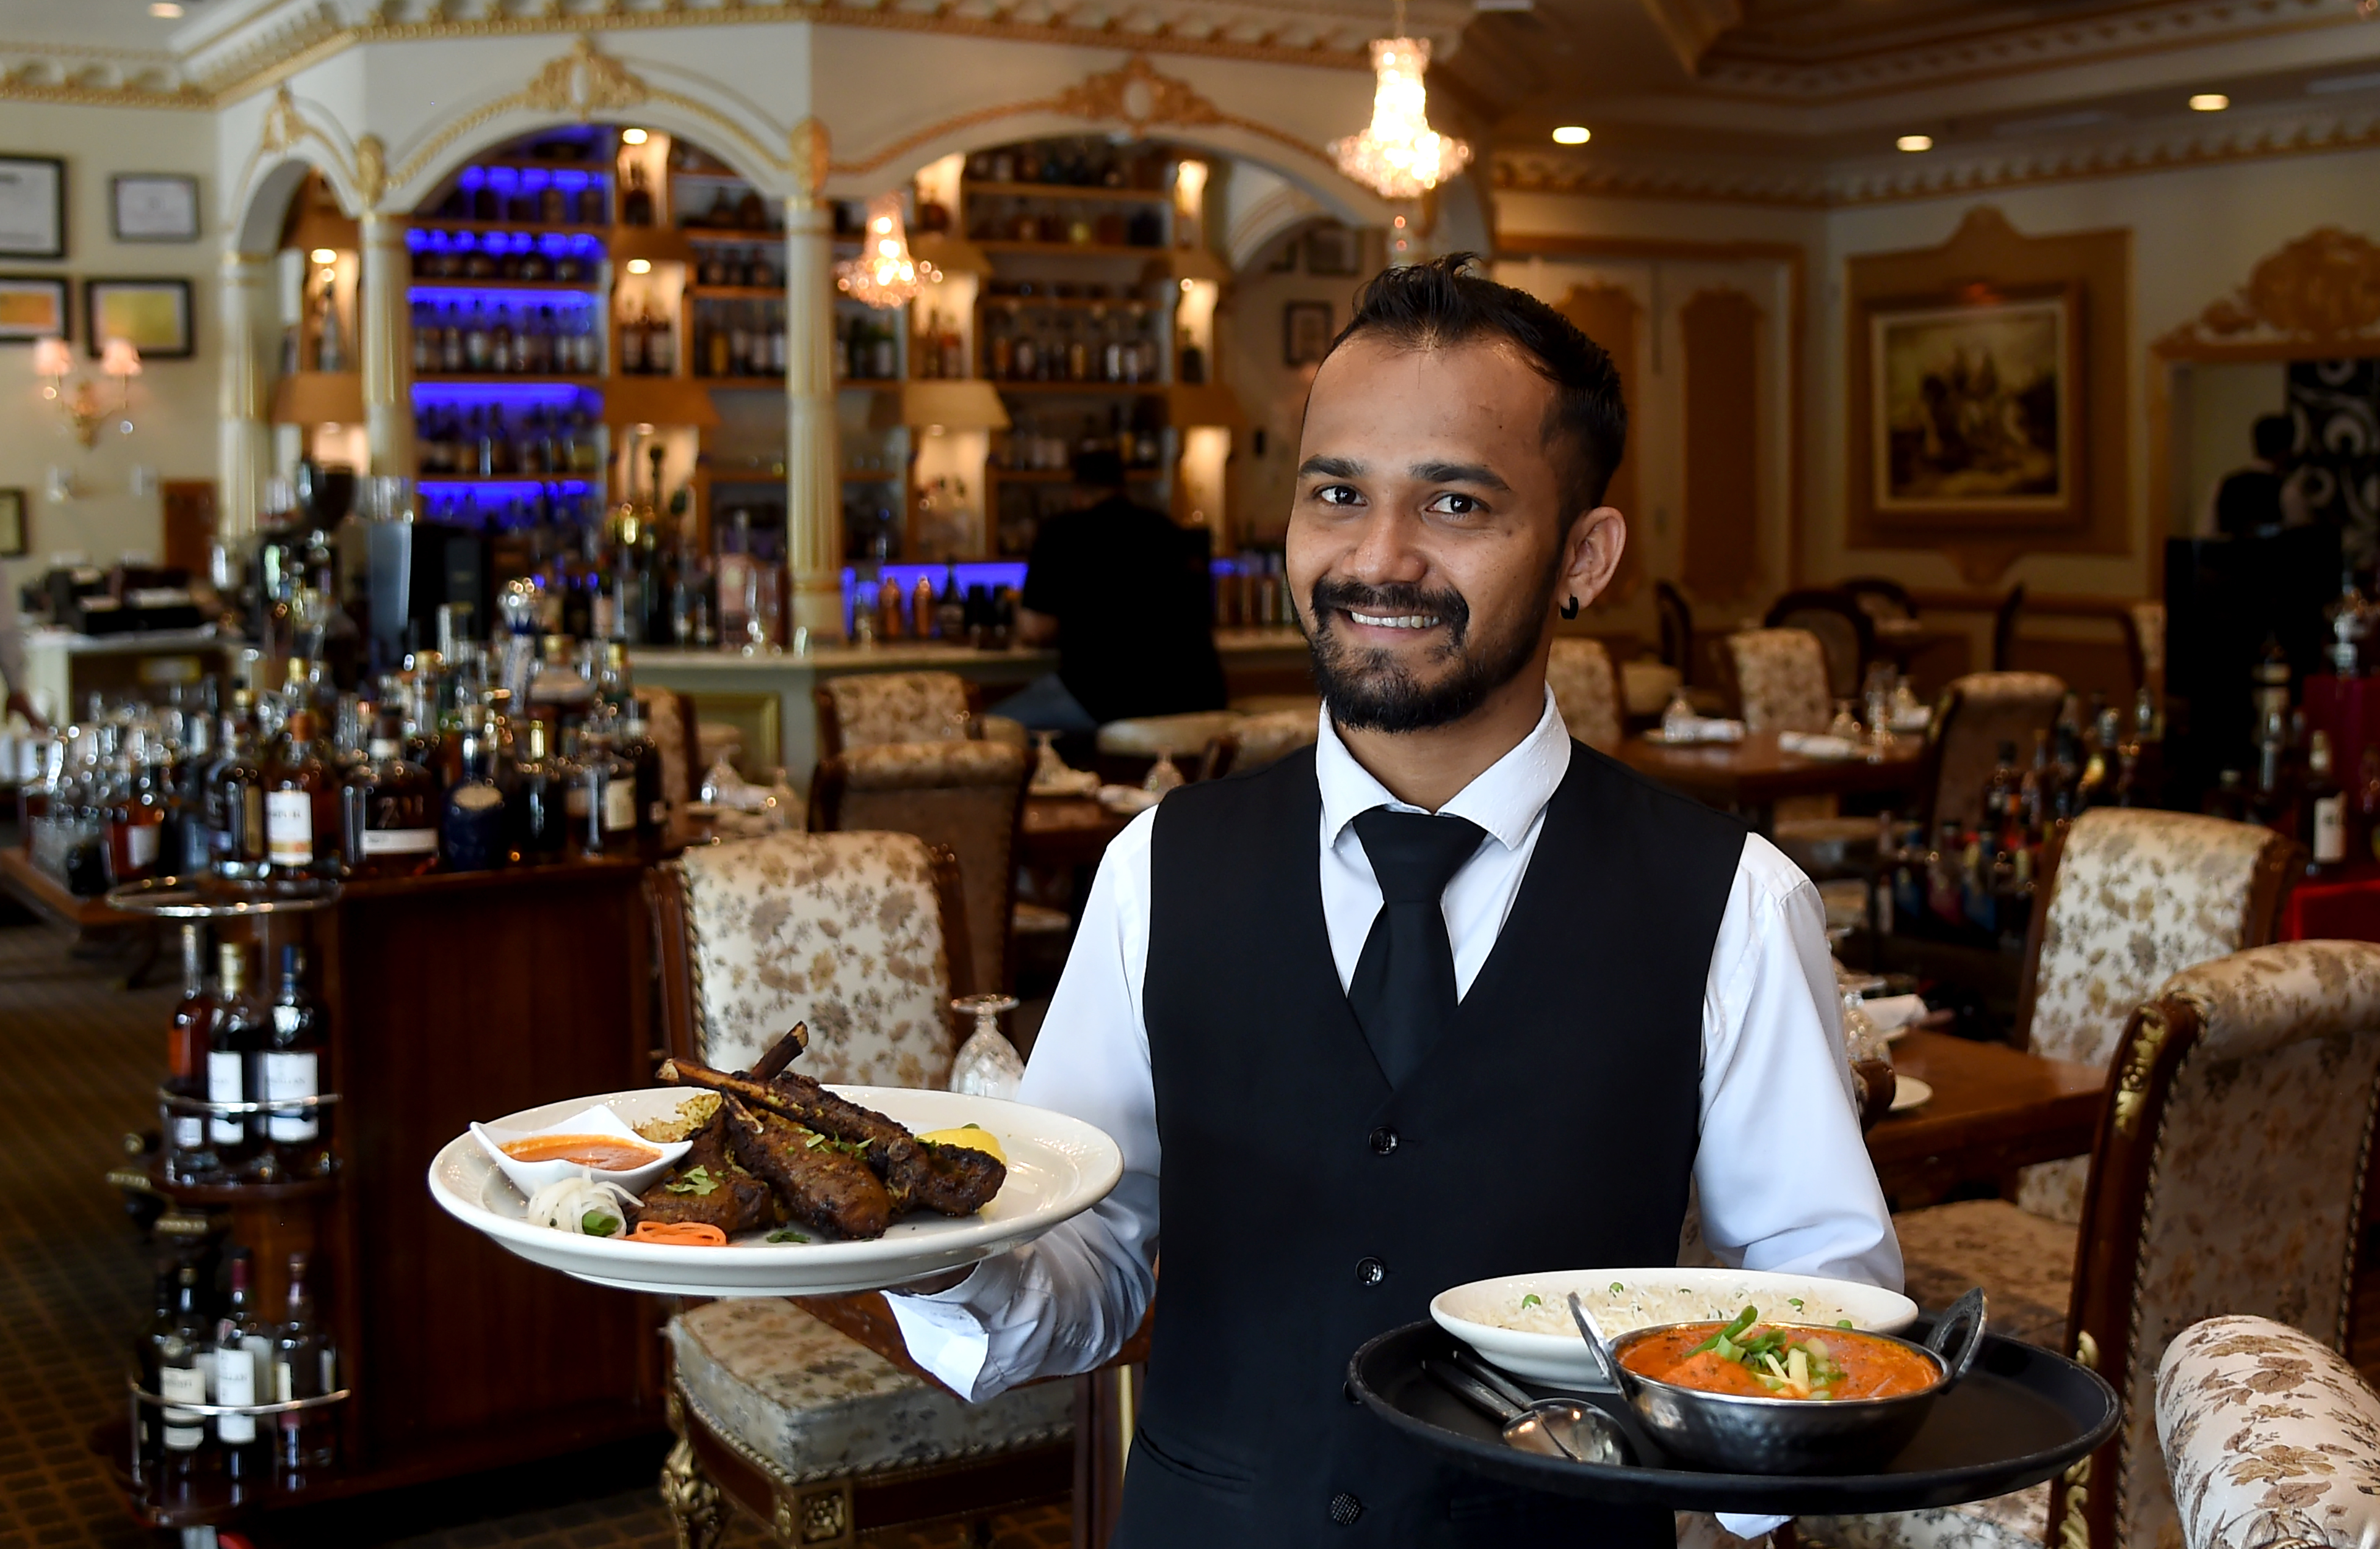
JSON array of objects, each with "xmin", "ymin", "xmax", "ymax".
[
  {"xmin": 1621, "ymin": 1323, "xmax": 1938, "ymax": 1401},
  {"xmin": 500, "ymin": 1133, "xmax": 662, "ymax": 1171}
]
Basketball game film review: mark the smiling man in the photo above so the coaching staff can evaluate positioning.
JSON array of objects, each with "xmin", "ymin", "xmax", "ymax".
[{"xmin": 887, "ymin": 255, "xmax": 1898, "ymax": 1547}]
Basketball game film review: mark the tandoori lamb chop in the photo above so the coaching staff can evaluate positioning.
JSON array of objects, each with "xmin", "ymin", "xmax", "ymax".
[
  {"xmin": 654, "ymin": 1058, "xmax": 1006, "ymax": 1217},
  {"xmin": 635, "ymin": 1114, "xmax": 775, "ymax": 1234},
  {"xmin": 719, "ymin": 1096, "xmax": 895, "ymax": 1240}
]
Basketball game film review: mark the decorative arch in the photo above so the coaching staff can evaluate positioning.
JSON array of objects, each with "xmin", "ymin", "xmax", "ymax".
[
  {"xmin": 225, "ymin": 86, "xmax": 373, "ymax": 251},
  {"xmin": 817, "ymin": 52, "xmax": 1393, "ymax": 231}
]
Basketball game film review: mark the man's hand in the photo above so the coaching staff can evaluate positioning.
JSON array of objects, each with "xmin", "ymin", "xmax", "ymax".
[{"xmin": 884, "ymin": 1265, "xmax": 975, "ymax": 1298}]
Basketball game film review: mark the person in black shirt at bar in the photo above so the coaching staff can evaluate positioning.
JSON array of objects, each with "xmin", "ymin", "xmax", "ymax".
[
  {"xmin": 1000, "ymin": 448, "xmax": 1227, "ymax": 732},
  {"xmin": 2210, "ymin": 413, "xmax": 2310, "ymax": 540}
]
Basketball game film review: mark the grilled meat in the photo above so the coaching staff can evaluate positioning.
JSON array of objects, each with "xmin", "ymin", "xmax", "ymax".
[
  {"xmin": 718, "ymin": 1096, "xmax": 894, "ymax": 1240},
  {"xmin": 654, "ymin": 1058, "xmax": 1008, "ymax": 1218},
  {"xmin": 636, "ymin": 1116, "xmax": 775, "ymax": 1234}
]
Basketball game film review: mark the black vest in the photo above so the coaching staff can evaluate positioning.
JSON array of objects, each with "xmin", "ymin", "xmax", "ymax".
[{"xmin": 1120, "ymin": 742, "xmax": 1747, "ymax": 1548}]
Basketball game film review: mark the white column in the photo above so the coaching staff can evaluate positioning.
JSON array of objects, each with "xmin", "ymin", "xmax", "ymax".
[
  {"xmin": 217, "ymin": 250, "xmax": 273, "ymax": 541},
  {"xmin": 785, "ymin": 197, "xmax": 843, "ymax": 642},
  {"xmin": 359, "ymin": 211, "xmax": 414, "ymax": 476}
]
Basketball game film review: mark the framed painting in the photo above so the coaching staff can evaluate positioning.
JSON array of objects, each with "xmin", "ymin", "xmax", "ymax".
[
  {"xmin": 111, "ymin": 175, "xmax": 200, "ymax": 242},
  {"xmin": 1304, "ymin": 224, "xmax": 1360, "ymax": 277},
  {"xmin": 85, "ymin": 276, "xmax": 192, "ymax": 359},
  {"xmin": 1864, "ymin": 283, "xmax": 2083, "ymax": 525},
  {"xmin": 1283, "ymin": 300, "xmax": 1333, "ymax": 366},
  {"xmin": 0, "ymin": 155, "xmax": 64, "ymax": 259},
  {"xmin": 0, "ymin": 274, "xmax": 68, "ymax": 342}
]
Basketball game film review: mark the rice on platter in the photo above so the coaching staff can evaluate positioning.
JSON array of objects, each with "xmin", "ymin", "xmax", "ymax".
[{"xmin": 1484, "ymin": 1279, "xmax": 1866, "ymax": 1336}]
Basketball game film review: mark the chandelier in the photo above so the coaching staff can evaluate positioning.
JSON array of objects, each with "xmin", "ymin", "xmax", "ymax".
[
  {"xmin": 1332, "ymin": 20, "xmax": 1471, "ymax": 201},
  {"xmin": 836, "ymin": 192, "xmax": 938, "ymax": 309}
]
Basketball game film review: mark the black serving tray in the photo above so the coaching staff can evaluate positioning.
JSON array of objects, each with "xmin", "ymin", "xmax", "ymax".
[{"xmin": 1347, "ymin": 1314, "xmax": 2118, "ymax": 1514}]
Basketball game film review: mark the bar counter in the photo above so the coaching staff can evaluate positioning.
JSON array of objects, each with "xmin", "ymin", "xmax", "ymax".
[{"xmin": 632, "ymin": 627, "xmax": 1312, "ymax": 789}]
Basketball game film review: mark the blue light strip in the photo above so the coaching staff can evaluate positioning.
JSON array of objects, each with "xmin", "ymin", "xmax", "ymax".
[
  {"xmin": 417, "ymin": 479, "xmax": 595, "ymax": 496},
  {"xmin": 841, "ymin": 560, "xmax": 1028, "ymax": 616},
  {"xmin": 407, "ymin": 228, "xmax": 605, "ymax": 258},
  {"xmin": 410, "ymin": 381, "xmax": 599, "ymax": 406},
  {"xmin": 408, "ymin": 284, "xmax": 600, "ymax": 306}
]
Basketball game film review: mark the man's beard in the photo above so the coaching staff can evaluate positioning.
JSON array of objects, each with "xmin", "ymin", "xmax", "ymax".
[{"xmin": 1304, "ymin": 567, "xmax": 1556, "ymax": 733}]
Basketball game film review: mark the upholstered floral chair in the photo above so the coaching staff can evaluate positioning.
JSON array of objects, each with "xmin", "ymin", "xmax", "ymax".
[
  {"xmin": 1803, "ymin": 939, "xmax": 2380, "ymax": 1549},
  {"xmin": 809, "ymin": 740, "xmax": 1031, "ymax": 997},
  {"xmin": 647, "ymin": 831, "xmax": 1074, "ymax": 1548},
  {"xmin": 1919, "ymin": 673, "xmax": 2066, "ymax": 833},
  {"xmin": 2158, "ymin": 1315, "xmax": 2380, "ymax": 1549},
  {"xmin": 1725, "ymin": 627, "xmax": 1833, "ymax": 734},
  {"xmin": 815, "ymin": 671, "xmax": 980, "ymax": 757},
  {"xmin": 1548, "ymin": 637, "xmax": 1624, "ymax": 751},
  {"xmin": 1206, "ymin": 709, "xmax": 1321, "ymax": 778}
]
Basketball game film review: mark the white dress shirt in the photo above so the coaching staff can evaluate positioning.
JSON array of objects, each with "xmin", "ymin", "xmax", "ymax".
[{"xmin": 890, "ymin": 688, "xmax": 1902, "ymax": 1428}]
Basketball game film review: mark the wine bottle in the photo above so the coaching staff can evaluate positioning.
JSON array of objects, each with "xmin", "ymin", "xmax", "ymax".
[
  {"xmin": 261, "ymin": 945, "xmax": 331, "ymax": 1180},
  {"xmin": 209, "ymin": 1251, "xmax": 272, "ymax": 1482},
  {"xmin": 165, "ymin": 924, "xmax": 216, "ymax": 1185},
  {"xmin": 274, "ymin": 1251, "xmax": 339, "ymax": 1477},
  {"xmin": 339, "ymin": 713, "xmax": 439, "ymax": 878},
  {"xmin": 206, "ymin": 942, "xmax": 262, "ymax": 1180},
  {"xmin": 151, "ymin": 1263, "xmax": 214, "ymax": 1478}
]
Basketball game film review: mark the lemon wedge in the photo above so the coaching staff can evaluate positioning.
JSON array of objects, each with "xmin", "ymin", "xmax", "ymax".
[{"xmin": 920, "ymin": 1124, "xmax": 1007, "ymax": 1166}]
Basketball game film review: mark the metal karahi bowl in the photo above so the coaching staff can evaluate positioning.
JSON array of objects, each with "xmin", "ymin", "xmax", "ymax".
[{"xmin": 1600, "ymin": 1291, "xmax": 1988, "ymax": 1475}]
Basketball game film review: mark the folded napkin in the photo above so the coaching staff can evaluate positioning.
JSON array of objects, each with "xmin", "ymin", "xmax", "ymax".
[
  {"xmin": 1653, "ymin": 717, "xmax": 1747, "ymax": 745},
  {"xmin": 1777, "ymin": 731, "xmax": 1861, "ymax": 760},
  {"xmin": 1858, "ymin": 992, "xmax": 1929, "ymax": 1033}
]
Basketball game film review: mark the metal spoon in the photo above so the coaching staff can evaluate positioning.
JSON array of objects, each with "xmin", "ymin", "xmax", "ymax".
[
  {"xmin": 1565, "ymin": 1291, "xmax": 1632, "ymax": 1396},
  {"xmin": 1423, "ymin": 1353, "xmax": 1630, "ymax": 1465}
]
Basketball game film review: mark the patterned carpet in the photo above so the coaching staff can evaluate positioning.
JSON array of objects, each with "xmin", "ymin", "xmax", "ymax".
[{"xmin": 0, "ymin": 905, "xmax": 1069, "ymax": 1549}]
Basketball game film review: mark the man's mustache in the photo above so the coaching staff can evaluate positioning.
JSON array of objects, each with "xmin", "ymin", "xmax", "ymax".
[{"xmin": 1309, "ymin": 579, "xmax": 1471, "ymax": 640}]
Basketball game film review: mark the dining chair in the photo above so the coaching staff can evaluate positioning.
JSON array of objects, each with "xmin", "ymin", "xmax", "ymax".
[
  {"xmin": 1202, "ymin": 708, "xmax": 1320, "ymax": 779},
  {"xmin": 1991, "ymin": 583, "xmax": 2028, "ymax": 672},
  {"xmin": 1841, "ymin": 577, "xmax": 1919, "ymax": 621},
  {"xmin": 2158, "ymin": 1315, "xmax": 2380, "ymax": 1549},
  {"xmin": 1547, "ymin": 637, "xmax": 1624, "ymax": 751},
  {"xmin": 1916, "ymin": 672, "xmax": 2066, "ymax": 832},
  {"xmin": 1656, "ymin": 580, "xmax": 1696, "ymax": 677},
  {"xmin": 1803, "ymin": 939, "xmax": 2380, "ymax": 1549},
  {"xmin": 647, "ymin": 831, "xmax": 1074, "ymax": 1549},
  {"xmin": 1723, "ymin": 627, "xmax": 1834, "ymax": 734},
  {"xmin": 809, "ymin": 739, "xmax": 1033, "ymax": 998},
  {"xmin": 1094, "ymin": 709, "xmax": 1242, "ymax": 785},
  {"xmin": 814, "ymin": 671, "xmax": 984, "ymax": 758},
  {"xmin": 1763, "ymin": 590, "xmax": 1878, "ymax": 702},
  {"xmin": 2122, "ymin": 601, "xmax": 2167, "ymax": 701}
]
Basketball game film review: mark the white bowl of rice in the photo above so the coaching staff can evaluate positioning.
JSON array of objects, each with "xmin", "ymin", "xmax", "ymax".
[{"xmin": 1430, "ymin": 1267, "xmax": 1919, "ymax": 1388}]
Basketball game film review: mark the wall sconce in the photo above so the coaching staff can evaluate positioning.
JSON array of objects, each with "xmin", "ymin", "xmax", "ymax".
[{"xmin": 36, "ymin": 335, "xmax": 141, "ymax": 447}]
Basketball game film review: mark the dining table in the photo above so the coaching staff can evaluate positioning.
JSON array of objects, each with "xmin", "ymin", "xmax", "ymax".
[
  {"xmin": 1614, "ymin": 729, "xmax": 1928, "ymax": 834},
  {"xmin": 1020, "ymin": 794, "xmax": 1137, "ymax": 872}
]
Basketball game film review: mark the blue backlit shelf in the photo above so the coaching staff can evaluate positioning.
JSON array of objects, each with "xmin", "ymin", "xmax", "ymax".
[
  {"xmin": 407, "ymin": 279, "xmax": 605, "ymax": 294},
  {"xmin": 409, "ymin": 219, "xmax": 610, "ymax": 237},
  {"xmin": 415, "ymin": 374, "xmax": 605, "ymax": 388}
]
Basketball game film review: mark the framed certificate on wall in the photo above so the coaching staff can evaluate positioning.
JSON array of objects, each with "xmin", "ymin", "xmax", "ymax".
[
  {"xmin": 111, "ymin": 175, "xmax": 200, "ymax": 242},
  {"xmin": 0, "ymin": 156, "xmax": 65, "ymax": 259},
  {"xmin": 85, "ymin": 276, "xmax": 193, "ymax": 358}
]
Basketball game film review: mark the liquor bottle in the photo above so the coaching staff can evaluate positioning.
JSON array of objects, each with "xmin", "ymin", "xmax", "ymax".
[
  {"xmin": 579, "ymin": 715, "xmax": 637, "ymax": 854},
  {"xmin": 616, "ymin": 699, "xmax": 666, "ymax": 839},
  {"xmin": 132, "ymin": 1260, "xmax": 173, "ymax": 1467},
  {"xmin": 207, "ymin": 942, "xmax": 264, "ymax": 1178},
  {"xmin": 253, "ymin": 945, "xmax": 331, "ymax": 1180},
  {"xmin": 1982, "ymin": 742, "xmax": 2021, "ymax": 855},
  {"xmin": 621, "ymin": 161, "xmax": 654, "ymax": 227},
  {"xmin": 2250, "ymin": 708, "xmax": 2291, "ymax": 831},
  {"xmin": 441, "ymin": 711, "xmax": 509, "ymax": 872},
  {"xmin": 506, "ymin": 717, "xmax": 571, "ymax": 863},
  {"xmin": 265, "ymin": 709, "xmax": 339, "ymax": 880},
  {"xmin": 273, "ymin": 1251, "xmax": 339, "ymax": 1476},
  {"xmin": 209, "ymin": 1251, "xmax": 272, "ymax": 1483},
  {"xmin": 107, "ymin": 721, "xmax": 168, "ymax": 884},
  {"xmin": 150, "ymin": 1262, "xmax": 215, "ymax": 1479},
  {"xmin": 2304, "ymin": 730, "xmax": 2348, "ymax": 878},
  {"xmin": 619, "ymin": 303, "xmax": 646, "ymax": 375},
  {"xmin": 164, "ymin": 924, "xmax": 217, "ymax": 1185},
  {"xmin": 339, "ymin": 715, "xmax": 440, "ymax": 878},
  {"xmin": 2017, "ymin": 729, "xmax": 2053, "ymax": 844},
  {"xmin": 1927, "ymin": 819, "xmax": 1966, "ymax": 928},
  {"xmin": 209, "ymin": 695, "xmax": 272, "ymax": 883}
]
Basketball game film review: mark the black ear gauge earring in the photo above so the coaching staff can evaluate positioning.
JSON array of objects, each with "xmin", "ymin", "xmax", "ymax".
[{"xmin": 1560, "ymin": 595, "xmax": 1581, "ymax": 620}]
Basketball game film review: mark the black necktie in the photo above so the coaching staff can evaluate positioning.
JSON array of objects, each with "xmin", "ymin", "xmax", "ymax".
[{"xmin": 1348, "ymin": 807, "xmax": 1487, "ymax": 1086}]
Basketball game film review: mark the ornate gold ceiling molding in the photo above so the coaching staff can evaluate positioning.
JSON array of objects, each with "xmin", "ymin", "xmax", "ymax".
[
  {"xmin": 2156, "ymin": 226, "xmax": 2380, "ymax": 354},
  {"xmin": 826, "ymin": 51, "xmax": 1330, "ymax": 177},
  {"xmin": 1495, "ymin": 101, "xmax": 2380, "ymax": 209},
  {"xmin": 1635, "ymin": 0, "xmax": 1742, "ymax": 77},
  {"xmin": 1695, "ymin": 0, "xmax": 2359, "ymax": 104}
]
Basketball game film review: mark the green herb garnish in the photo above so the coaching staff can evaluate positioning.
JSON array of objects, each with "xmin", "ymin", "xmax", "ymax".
[
  {"xmin": 1838, "ymin": 1320, "xmax": 1855, "ymax": 1330},
  {"xmin": 582, "ymin": 1212, "xmax": 620, "ymax": 1237},
  {"xmin": 664, "ymin": 1165, "xmax": 719, "ymax": 1196},
  {"xmin": 1520, "ymin": 1293, "xmax": 1542, "ymax": 1309},
  {"xmin": 1611, "ymin": 1282, "xmax": 1626, "ymax": 1295},
  {"xmin": 766, "ymin": 1229, "xmax": 810, "ymax": 1244},
  {"xmin": 1789, "ymin": 1298, "xmax": 1805, "ymax": 1310}
]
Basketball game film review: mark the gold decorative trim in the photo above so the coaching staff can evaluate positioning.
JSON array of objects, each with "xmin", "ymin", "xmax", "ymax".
[
  {"xmin": 828, "ymin": 52, "xmax": 1332, "ymax": 179},
  {"xmin": 790, "ymin": 117, "xmax": 830, "ymax": 206},
  {"xmin": 2155, "ymin": 226, "xmax": 2380, "ymax": 354},
  {"xmin": 2113, "ymin": 1003, "xmax": 2169, "ymax": 1139}
]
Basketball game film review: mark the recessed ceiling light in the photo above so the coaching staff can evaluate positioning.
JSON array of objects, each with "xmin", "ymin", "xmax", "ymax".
[
  {"xmin": 1896, "ymin": 134, "xmax": 1933, "ymax": 152},
  {"xmin": 2189, "ymin": 93, "xmax": 2230, "ymax": 111},
  {"xmin": 621, "ymin": 128, "xmax": 649, "ymax": 146},
  {"xmin": 626, "ymin": 258, "xmax": 652, "ymax": 275},
  {"xmin": 1551, "ymin": 125, "xmax": 1591, "ymax": 145},
  {"xmin": 149, "ymin": 2, "xmax": 183, "ymax": 15},
  {"xmin": 309, "ymin": 248, "xmax": 337, "ymax": 264}
]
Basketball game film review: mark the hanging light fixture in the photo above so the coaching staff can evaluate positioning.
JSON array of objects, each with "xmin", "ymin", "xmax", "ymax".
[
  {"xmin": 1332, "ymin": 2, "xmax": 1471, "ymax": 201},
  {"xmin": 836, "ymin": 192, "xmax": 938, "ymax": 310}
]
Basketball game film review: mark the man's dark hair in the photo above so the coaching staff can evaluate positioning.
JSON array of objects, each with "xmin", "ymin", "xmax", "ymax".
[
  {"xmin": 1324, "ymin": 253, "xmax": 1628, "ymax": 521},
  {"xmin": 2252, "ymin": 414, "xmax": 2296, "ymax": 463},
  {"xmin": 1072, "ymin": 446, "xmax": 1127, "ymax": 493}
]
